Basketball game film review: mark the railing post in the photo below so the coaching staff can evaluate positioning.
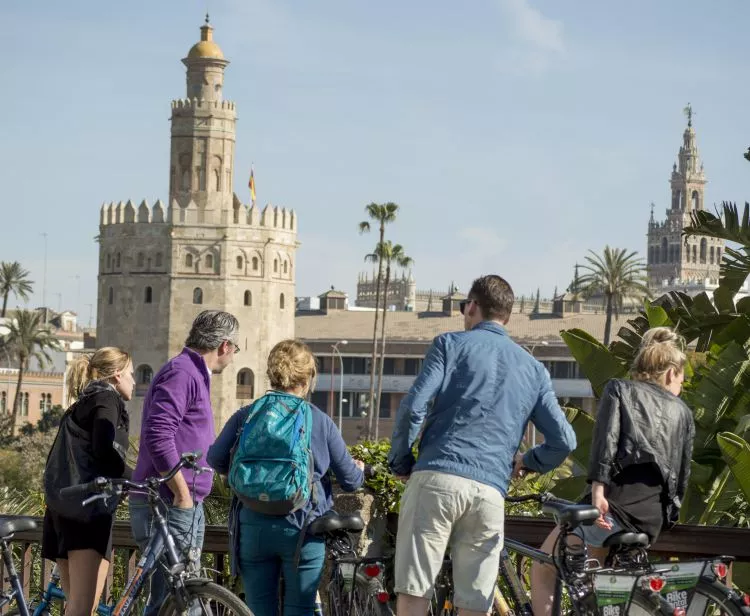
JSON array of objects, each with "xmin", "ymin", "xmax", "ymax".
[{"xmin": 20, "ymin": 542, "xmax": 33, "ymax": 600}]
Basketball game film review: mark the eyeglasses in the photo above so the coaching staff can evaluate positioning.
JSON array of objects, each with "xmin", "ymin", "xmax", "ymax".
[
  {"xmin": 459, "ymin": 299, "xmax": 474, "ymax": 315},
  {"xmin": 225, "ymin": 340, "xmax": 240, "ymax": 354}
]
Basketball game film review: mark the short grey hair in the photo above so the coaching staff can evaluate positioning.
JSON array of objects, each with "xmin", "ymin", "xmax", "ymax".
[{"xmin": 185, "ymin": 310, "xmax": 240, "ymax": 351}]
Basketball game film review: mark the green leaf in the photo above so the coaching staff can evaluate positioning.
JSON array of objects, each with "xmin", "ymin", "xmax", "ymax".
[
  {"xmin": 560, "ymin": 329, "xmax": 628, "ymax": 397},
  {"xmin": 644, "ymin": 303, "xmax": 672, "ymax": 328},
  {"xmin": 717, "ymin": 432, "xmax": 750, "ymax": 503}
]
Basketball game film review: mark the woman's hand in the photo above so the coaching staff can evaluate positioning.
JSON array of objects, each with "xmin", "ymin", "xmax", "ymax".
[{"xmin": 591, "ymin": 481, "xmax": 613, "ymax": 530}]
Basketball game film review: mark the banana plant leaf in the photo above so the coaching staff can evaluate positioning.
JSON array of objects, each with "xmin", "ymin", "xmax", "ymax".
[
  {"xmin": 560, "ymin": 329, "xmax": 627, "ymax": 398},
  {"xmin": 717, "ymin": 432, "xmax": 750, "ymax": 503}
]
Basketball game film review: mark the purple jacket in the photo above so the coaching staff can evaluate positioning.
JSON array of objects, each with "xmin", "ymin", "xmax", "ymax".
[{"xmin": 132, "ymin": 347, "xmax": 215, "ymax": 502}]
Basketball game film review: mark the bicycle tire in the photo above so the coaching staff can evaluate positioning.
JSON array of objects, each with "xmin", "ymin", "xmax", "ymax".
[
  {"xmin": 157, "ymin": 578, "xmax": 253, "ymax": 616},
  {"xmin": 687, "ymin": 579, "xmax": 747, "ymax": 616},
  {"xmin": 352, "ymin": 577, "xmax": 394, "ymax": 616}
]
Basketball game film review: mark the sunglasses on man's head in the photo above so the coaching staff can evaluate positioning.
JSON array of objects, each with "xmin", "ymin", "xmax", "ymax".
[{"xmin": 459, "ymin": 299, "xmax": 474, "ymax": 315}]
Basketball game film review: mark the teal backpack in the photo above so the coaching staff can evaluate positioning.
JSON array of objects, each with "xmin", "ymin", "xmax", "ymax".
[{"xmin": 228, "ymin": 391, "xmax": 314, "ymax": 515}]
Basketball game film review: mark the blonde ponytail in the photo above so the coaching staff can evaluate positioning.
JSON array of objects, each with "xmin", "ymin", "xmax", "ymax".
[
  {"xmin": 66, "ymin": 346, "xmax": 131, "ymax": 403},
  {"xmin": 631, "ymin": 327, "xmax": 687, "ymax": 387}
]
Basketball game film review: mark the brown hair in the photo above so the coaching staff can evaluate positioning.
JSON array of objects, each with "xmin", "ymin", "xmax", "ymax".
[
  {"xmin": 266, "ymin": 339, "xmax": 317, "ymax": 393},
  {"xmin": 468, "ymin": 275, "xmax": 515, "ymax": 322},
  {"xmin": 66, "ymin": 347, "xmax": 131, "ymax": 403},
  {"xmin": 631, "ymin": 327, "xmax": 687, "ymax": 387}
]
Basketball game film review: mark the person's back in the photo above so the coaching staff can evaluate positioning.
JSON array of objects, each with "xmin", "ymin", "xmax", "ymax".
[
  {"xmin": 411, "ymin": 323, "xmax": 571, "ymax": 494},
  {"xmin": 388, "ymin": 275, "xmax": 576, "ymax": 616}
]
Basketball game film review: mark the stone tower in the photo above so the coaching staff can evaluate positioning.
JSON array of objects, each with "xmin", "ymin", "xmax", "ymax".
[
  {"xmin": 97, "ymin": 19, "xmax": 298, "ymax": 432},
  {"xmin": 646, "ymin": 106, "xmax": 724, "ymax": 293}
]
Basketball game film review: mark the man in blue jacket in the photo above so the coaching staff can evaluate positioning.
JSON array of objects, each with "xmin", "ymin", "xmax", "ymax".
[{"xmin": 388, "ymin": 274, "xmax": 576, "ymax": 616}]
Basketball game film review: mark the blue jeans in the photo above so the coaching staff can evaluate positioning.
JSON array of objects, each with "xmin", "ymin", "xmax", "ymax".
[
  {"xmin": 238, "ymin": 510, "xmax": 325, "ymax": 616},
  {"xmin": 129, "ymin": 501, "xmax": 205, "ymax": 616}
]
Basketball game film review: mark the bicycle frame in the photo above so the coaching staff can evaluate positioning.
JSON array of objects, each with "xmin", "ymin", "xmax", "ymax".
[
  {"xmin": 111, "ymin": 497, "xmax": 187, "ymax": 616},
  {"xmin": 0, "ymin": 535, "xmax": 31, "ymax": 616}
]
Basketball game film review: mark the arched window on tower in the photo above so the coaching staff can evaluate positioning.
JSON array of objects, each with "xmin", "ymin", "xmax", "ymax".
[
  {"xmin": 710, "ymin": 246, "xmax": 715, "ymax": 264},
  {"xmin": 274, "ymin": 259, "xmax": 278, "ymax": 273},
  {"xmin": 280, "ymin": 293, "xmax": 285, "ymax": 310},
  {"xmin": 108, "ymin": 287, "xmax": 114, "ymax": 305},
  {"xmin": 236, "ymin": 256, "xmax": 244, "ymax": 270},
  {"xmin": 186, "ymin": 254, "xmax": 193, "ymax": 268},
  {"xmin": 106, "ymin": 254, "xmax": 111, "ymax": 270},
  {"xmin": 155, "ymin": 252, "xmax": 163, "ymax": 267},
  {"xmin": 692, "ymin": 191, "xmax": 700, "ymax": 211},
  {"xmin": 137, "ymin": 252, "xmax": 145, "ymax": 268},
  {"xmin": 283, "ymin": 261, "xmax": 288, "ymax": 275},
  {"xmin": 237, "ymin": 368, "xmax": 255, "ymax": 401},
  {"xmin": 115, "ymin": 253, "xmax": 121, "ymax": 269},
  {"xmin": 244, "ymin": 290, "xmax": 252, "ymax": 306},
  {"xmin": 717, "ymin": 248, "xmax": 722, "ymax": 262},
  {"xmin": 181, "ymin": 169, "xmax": 191, "ymax": 191},
  {"xmin": 672, "ymin": 189, "xmax": 680, "ymax": 210},
  {"xmin": 214, "ymin": 169, "xmax": 221, "ymax": 192},
  {"xmin": 144, "ymin": 286, "xmax": 153, "ymax": 304},
  {"xmin": 205, "ymin": 254, "xmax": 214, "ymax": 270},
  {"xmin": 692, "ymin": 245, "xmax": 697, "ymax": 263},
  {"xmin": 252, "ymin": 257, "xmax": 259, "ymax": 271},
  {"xmin": 661, "ymin": 238, "xmax": 668, "ymax": 263},
  {"xmin": 700, "ymin": 238, "xmax": 707, "ymax": 264},
  {"xmin": 193, "ymin": 287, "xmax": 203, "ymax": 304}
]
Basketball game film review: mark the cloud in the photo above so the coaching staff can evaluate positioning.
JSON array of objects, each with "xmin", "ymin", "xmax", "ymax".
[{"xmin": 496, "ymin": 0, "xmax": 565, "ymax": 73}]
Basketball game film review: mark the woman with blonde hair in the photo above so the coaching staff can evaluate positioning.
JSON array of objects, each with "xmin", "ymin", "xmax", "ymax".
[
  {"xmin": 531, "ymin": 327, "xmax": 695, "ymax": 615},
  {"xmin": 42, "ymin": 347, "xmax": 134, "ymax": 616},
  {"xmin": 208, "ymin": 339, "xmax": 365, "ymax": 616}
]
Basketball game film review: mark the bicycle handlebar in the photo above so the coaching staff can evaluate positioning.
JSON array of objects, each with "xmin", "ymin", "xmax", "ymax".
[{"xmin": 60, "ymin": 451, "xmax": 207, "ymax": 506}]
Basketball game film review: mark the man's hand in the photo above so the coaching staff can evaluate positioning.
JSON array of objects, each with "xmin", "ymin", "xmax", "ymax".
[
  {"xmin": 353, "ymin": 459, "xmax": 365, "ymax": 471},
  {"xmin": 511, "ymin": 453, "xmax": 527, "ymax": 479},
  {"xmin": 173, "ymin": 494, "xmax": 195, "ymax": 510}
]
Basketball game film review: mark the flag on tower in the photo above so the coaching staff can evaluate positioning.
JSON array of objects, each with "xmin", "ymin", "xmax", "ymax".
[{"xmin": 249, "ymin": 166, "xmax": 256, "ymax": 205}]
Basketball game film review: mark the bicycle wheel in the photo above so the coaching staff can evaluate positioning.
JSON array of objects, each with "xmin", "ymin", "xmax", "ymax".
[
  {"xmin": 157, "ymin": 578, "xmax": 253, "ymax": 616},
  {"xmin": 628, "ymin": 589, "xmax": 672, "ymax": 615},
  {"xmin": 351, "ymin": 581, "xmax": 394, "ymax": 616},
  {"xmin": 686, "ymin": 580, "xmax": 747, "ymax": 616}
]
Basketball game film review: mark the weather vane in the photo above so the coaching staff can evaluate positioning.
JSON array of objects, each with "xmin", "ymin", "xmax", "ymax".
[{"xmin": 683, "ymin": 103, "xmax": 693, "ymax": 127}]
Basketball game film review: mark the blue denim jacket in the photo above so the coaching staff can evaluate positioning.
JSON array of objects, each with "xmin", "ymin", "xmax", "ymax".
[{"xmin": 388, "ymin": 321, "xmax": 576, "ymax": 496}]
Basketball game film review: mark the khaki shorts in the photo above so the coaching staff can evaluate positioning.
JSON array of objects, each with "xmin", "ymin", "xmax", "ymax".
[{"xmin": 394, "ymin": 470, "xmax": 505, "ymax": 612}]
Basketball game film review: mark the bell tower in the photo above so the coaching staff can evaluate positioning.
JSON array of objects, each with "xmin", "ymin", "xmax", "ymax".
[
  {"xmin": 169, "ymin": 16, "xmax": 236, "ymax": 213},
  {"xmin": 647, "ymin": 105, "xmax": 724, "ymax": 293}
]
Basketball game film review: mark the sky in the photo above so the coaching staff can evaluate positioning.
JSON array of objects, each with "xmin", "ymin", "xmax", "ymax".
[{"xmin": 2, "ymin": 0, "xmax": 750, "ymax": 323}]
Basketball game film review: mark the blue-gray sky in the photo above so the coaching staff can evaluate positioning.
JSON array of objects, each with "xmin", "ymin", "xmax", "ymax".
[{"xmin": 2, "ymin": 0, "xmax": 750, "ymax": 323}]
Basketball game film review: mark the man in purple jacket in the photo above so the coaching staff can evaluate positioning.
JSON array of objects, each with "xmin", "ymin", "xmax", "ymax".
[{"xmin": 129, "ymin": 310, "xmax": 239, "ymax": 616}]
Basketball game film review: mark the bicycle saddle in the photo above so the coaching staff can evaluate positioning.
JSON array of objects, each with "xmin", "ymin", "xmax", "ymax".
[
  {"xmin": 542, "ymin": 501, "xmax": 600, "ymax": 527},
  {"xmin": 602, "ymin": 532, "xmax": 650, "ymax": 548},
  {"xmin": 0, "ymin": 517, "xmax": 37, "ymax": 539},
  {"xmin": 308, "ymin": 512, "xmax": 365, "ymax": 536}
]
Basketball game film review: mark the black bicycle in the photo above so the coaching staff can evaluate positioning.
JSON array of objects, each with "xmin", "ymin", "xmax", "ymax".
[
  {"xmin": 60, "ymin": 451, "xmax": 253, "ymax": 616},
  {"xmin": 307, "ymin": 510, "xmax": 393, "ymax": 616}
]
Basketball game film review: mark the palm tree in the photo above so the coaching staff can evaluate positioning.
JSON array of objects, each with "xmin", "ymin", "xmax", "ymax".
[
  {"xmin": 0, "ymin": 262, "xmax": 34, "ymax": 318},
  {"xmin": 4, "ymin": 310, "xmax": 61, "ymax": 437},
  {"xmin": 358, "ymin": 202, "xmax": 399, "ymax": 437},
  {"xmin": 366, "ymin": 242, "xmax": 413, "ymax": 440},
  {"xmin": 578, "ymin": 246, "xmax": 650, "ymax": 346}
]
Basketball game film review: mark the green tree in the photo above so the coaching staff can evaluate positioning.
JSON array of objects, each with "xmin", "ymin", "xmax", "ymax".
[
  {"xmin": 365, "ymin": 242, "xmax": 413, "ymax": 440},
  {"xmin": 4, "ymin": 310, "xmax": 61, "ymax": 437},
  {"xmin": 0, "ymin": 261, "xmax": 34, "ymax": 318},
  {"xmin": 358, "ymin": 202, "xmax": 399, "ymax": 437},
  {"xmin": 577, "ymin": 246, "xmax": 650, "ymax": 346}
]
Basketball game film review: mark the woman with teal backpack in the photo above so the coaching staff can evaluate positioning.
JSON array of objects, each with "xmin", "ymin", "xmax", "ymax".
[{"xmin": 207, "ymin": 339, "xmax": 365, "ymax": 616}]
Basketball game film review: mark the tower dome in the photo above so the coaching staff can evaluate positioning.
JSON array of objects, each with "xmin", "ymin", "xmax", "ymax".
[{"xmin": 187, "ymin": 17, "xmax": 224, "ymax": 60}]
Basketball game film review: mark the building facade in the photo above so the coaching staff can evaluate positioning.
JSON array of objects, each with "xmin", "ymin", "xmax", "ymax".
[
  {"xmin": 647, "ymin": 107, "xmax": 726, "ymax": 295},
  {"xmin": 296, "ymin": 295, "xmax": 619, "ymax": 444},
  {"xmin": 96, "ymin": 20, "xmax": 297, "ymax": 430}
]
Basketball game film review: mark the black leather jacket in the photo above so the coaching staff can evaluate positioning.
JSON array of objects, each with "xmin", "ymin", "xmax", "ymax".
[{"xmin": 588, "ymin": 379, "xmax": 695, "ymax": 527}]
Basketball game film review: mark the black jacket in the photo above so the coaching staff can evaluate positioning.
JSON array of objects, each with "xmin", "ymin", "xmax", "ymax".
[
  {"xmin": 70, "ymin": 381, "xmax": 132, "ymax": 479},
  {"xmin": 588, "ymin": 378, "xmax": 694, "ymax": 527}
]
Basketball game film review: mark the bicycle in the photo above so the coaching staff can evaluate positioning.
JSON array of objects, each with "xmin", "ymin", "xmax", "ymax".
[
  {"xmin": 494, "ymin": 493, "xmax": 750, "ymax": 616},
  {"xmin": 57, "ymin": 451, "xmax": 252, "ymax": 616},
  {"xmin": 306, "ymin": 510, "xmax": 393, "ymax": 616}
]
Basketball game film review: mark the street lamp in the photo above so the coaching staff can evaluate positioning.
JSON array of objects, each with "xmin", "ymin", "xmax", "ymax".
[{"xmin": 331, "ymin": 340, "xmax": 348, "ymax": 432}]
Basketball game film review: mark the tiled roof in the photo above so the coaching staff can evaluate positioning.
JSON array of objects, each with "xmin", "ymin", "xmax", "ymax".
[{"xmin": 295, "ymin": 310, "xmax": 633, "ymax": 344}]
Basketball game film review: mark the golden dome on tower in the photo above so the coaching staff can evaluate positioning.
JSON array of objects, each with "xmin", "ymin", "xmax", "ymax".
[{"xmin": 187, "ymin": 17, "xmax": 224, "ymax": 60}]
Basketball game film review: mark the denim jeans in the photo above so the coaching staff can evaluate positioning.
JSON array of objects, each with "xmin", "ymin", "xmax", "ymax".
[
  {"xmin": 238, "ymin": 510, "xmax": 325, "ymax": 616},
  {"xmin": 129, "ymin": 500, "xmax": 205, "ymax": 616}
]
